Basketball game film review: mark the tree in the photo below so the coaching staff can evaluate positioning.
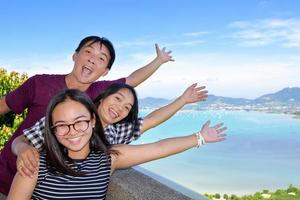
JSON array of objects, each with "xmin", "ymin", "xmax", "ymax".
[{"xmin": 0, "ymin": 68, "xmax": 28, "ymax": 150}]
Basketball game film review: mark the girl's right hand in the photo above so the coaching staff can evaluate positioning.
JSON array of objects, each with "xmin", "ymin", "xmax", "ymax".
[
  {"xmin": 16, "ymin": 146, "xmax": 39, "ymax": 178},
  {"xmin": 181, "ymin": 83, "xmax": 208, "ymax": 104}
]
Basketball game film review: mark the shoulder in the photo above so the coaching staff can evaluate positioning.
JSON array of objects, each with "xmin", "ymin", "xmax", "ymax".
[{"xmin": 32, "ymin": 74, "xmax": 65, "ymax": 81}]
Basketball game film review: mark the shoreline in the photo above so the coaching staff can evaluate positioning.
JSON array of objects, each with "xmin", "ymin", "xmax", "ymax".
[
  {"xmin": 137, "ymin": 166, "xmax": 299, "ymax": 197},
  {"xmin": 140, "ymin": 107, "xmax": 300, "ymax": 119}
]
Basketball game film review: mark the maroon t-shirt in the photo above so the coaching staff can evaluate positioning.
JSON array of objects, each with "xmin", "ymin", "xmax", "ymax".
[{"xmin": 0, "ymin": 74, "xmax": 125, "ymax": 195}]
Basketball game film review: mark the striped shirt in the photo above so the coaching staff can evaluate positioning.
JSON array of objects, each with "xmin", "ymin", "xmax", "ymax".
[
  {"xmin": 32, "ymin": 152, "xmax": 111, "ymax": 199},
  {"xmin": 24, "ymin": 116, "xmax": 143, "ymax": 150}
]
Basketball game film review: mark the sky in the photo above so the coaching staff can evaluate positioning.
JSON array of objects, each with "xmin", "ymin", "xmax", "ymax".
[{"xmin": 0, "ymin": 0, "xmax": 300, "ymax": 99}]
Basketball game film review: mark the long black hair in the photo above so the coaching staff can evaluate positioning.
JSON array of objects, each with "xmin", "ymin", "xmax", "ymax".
[
  {"xmin": 94, "ymin": 83, "xmax": 139, "ymax": 140},
  {"xmin": 44, "ymin": 89, "xmax": 110, "ymax": 176},
  {"xmin": 75, "ymin": 36, "xmax": 115, "ymax": 70}
]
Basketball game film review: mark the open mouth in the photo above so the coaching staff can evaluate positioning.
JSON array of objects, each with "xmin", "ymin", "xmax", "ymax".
[
  {"xmin": 108, "ymin": 107, "xmax": 119, "ymax": 119},
  {"xmin": 82, "ymin": 65, "xmax": 93, "ymax": 75}
]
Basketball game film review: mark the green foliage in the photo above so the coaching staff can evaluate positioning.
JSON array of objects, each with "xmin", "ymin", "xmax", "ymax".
[
  {"xmin": 262, "ymin": 189, "xmax": 269, "ymax": 194},
  {"xmin": 205, "ymin": 185, "xmax": 300, "ymax": 200},
  {"xmin": 287, "ymin": 184, "xmax": 298, "ymax": 193},
  {"xmin": 0, "ymin": 68, "xmax": 28, "ymax": 150},
  {"xmin": 223, "ymin": 194, "xmax": 229, "ymax": 199}
]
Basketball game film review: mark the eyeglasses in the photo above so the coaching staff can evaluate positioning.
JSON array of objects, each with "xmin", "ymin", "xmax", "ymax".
[{"xmin": 52, "ymin": 120, "xmax": 91, "ymax": 136}]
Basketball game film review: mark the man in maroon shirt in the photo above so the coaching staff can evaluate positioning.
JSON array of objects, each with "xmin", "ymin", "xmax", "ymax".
[{"xmin": 0, "ymin": 36, "xmax": 174, "ymax": 195}]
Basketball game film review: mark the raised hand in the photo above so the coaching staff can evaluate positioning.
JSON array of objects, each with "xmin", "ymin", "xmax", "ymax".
[
  {"xmin": 200, "ymin": 120, "xmax": 227, "ymax": 143},
  {"xmin": 155, "ymin": 44, "xmax": 174, "ymax": 64},
  {"xmin": 181, "ymin": 83, "xmax": 208, "ymax": 104},
  {"xmin": 16, "ymin": 145, "xmax": 39, "ymax": 177}
]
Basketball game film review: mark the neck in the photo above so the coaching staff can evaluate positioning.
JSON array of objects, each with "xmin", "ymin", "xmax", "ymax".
[
  {"xmin": 65, "ymin": 73, "xmax": 90, "ymax": 91},
  {"xmin": 100, "ymin": 118, "xmax": 108, "ymax": 128},
  {"xmin": 68, "ymin": 145, "xmax": 91, "ymax": 160}
]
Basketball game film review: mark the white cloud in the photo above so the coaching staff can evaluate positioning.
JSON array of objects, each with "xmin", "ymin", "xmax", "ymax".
[
  {"xmin": 115, "ymin": 31, "xmax": 208, "ymax": 49},
  {"xmin": 108, "ymin": 51, "xmax": 300, "ymax": 99},
  {"xmin": 229, "ymin": 18, "xmax": 300, "ymax": 48},
  {"xmin": 0, "ymin": 54, "xmax": 73, "ymax": 77},
  {"xmin": 2, "ymin": 48, "xmax": 299, "ymax": 100}
]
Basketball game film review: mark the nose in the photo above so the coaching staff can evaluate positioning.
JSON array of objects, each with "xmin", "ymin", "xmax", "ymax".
[
  {"xmin": 88, "ymin": 55, "xmax": 95, "ymax": 65},
  {"xmin": 68, "ymin": 125, "xmax": 78, "ymax": 136},
  {"xmin": 115, "ymin": 104, "xmax": 122, "ymax": 113}
]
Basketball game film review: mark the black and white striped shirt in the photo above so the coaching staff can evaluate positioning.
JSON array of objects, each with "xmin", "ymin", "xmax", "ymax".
[{"xmin": 32, "ymin": 152, "xmax": 111, "ymax": 199}]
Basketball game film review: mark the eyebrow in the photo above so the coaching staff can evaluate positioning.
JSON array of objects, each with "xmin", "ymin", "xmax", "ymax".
[
  {"xmin": 116, "ymin": 92, "xmax": 133, "ymax": 107},
  {"xmin": 86, "ymin": 44, "xmax": 109, "ymax": 60},
  {"xmin": 53, "ymin": 115, "xmax": 89, "ymax": 125}
]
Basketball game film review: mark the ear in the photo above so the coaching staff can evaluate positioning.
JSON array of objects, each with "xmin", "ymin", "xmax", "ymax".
[
  {"xmin": 72, "ymin": 52, "xmax": 77, "ymax": 61},
  {"xmin": 102, "ymin": 68, "xmax": 109, "ymax": 77},
  {"xmin": 91, "ymin": 114, "xmax": 96, "ymax": 128}
]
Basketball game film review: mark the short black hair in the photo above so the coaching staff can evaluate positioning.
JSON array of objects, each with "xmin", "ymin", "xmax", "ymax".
[{"xmin": 75, "ymin": 36, "xmax": 115, "ymax": 70}]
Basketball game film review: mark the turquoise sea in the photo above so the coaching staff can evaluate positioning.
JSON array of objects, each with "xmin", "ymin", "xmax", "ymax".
[{"xmin": 132, "ymin": 110, "xmax": 300, "ymax": 195}]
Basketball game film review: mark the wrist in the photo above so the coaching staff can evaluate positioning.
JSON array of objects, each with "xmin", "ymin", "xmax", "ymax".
[
  {"xmin": 15, "ymin": 143, "xmax": 30, "ymax": 156},
  {"xmin": 154, "ymin": 56, "xmax": 164, "ymax": 65},
  {"xmin": 178, "ymin": 95, "xmax": 187, "ymax": 105},
  {"xmin": 195, "ymin": 131, "xmax": 206, "ymax": 148}
]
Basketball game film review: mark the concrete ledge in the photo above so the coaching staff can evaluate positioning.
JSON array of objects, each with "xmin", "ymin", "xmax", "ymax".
[{"xmin": 106, "ymin": 168, "xmax": 207, "ymax": 200}]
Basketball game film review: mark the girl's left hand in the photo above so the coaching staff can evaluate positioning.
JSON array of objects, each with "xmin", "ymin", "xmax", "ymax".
[{"xmin": 200, "ymin": 120, "xmax": 227, "ymax": 143}]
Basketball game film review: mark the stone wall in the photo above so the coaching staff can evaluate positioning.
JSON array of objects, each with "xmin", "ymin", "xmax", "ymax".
[{"xmin": 106, "ymin": 168, "xmax": 207, "ymax": 200}]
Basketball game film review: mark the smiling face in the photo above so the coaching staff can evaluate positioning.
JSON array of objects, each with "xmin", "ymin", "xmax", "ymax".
[
  {"xmin": 52, "ymin": 99, "xmax": 95, "ymax": 159},
  {"xmin": 97, "ymin": 88, "xmax": 134, "ymax": 127},
  {"xmin": 68, "ymin": 41, "xmax": 110, "ymax": 88}
]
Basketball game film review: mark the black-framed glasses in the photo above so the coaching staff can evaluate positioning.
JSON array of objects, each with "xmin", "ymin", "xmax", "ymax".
[{"xmin": 52, "ymin": 120, "xmax": 91, "ymax": 136}]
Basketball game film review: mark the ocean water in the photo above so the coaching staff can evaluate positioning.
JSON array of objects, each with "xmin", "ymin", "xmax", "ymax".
[{"xmin": 132, "ymin": 110, "xmax": 300, "ymax": 195}]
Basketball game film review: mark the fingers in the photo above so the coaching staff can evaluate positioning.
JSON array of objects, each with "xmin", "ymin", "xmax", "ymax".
[
  {"xmin": 204, "ymin": 120, "xmax": 211, "ymax": 127},
  {"xmin": 17, "ymin": 149, "xmax": 39, "ymax": 178},
  {"xmin": 213, "ymin": 123, "xmax": 224, "ymax": 129},
  {"xmin": 196, "ymin": 91, "xmax": 208, "ymax": 98},
  {"xmin": 17, "ymin": 160, "xmax": 26, "ymax": 177},
  {"xmin": 216, "ymin": 128, "xmax": 227, "ymax": 141},
  {"xmin": 218, "ymin": 127, "xmax": 227, "ymax": 133},
  {"xmin": 155, "ymin": 43, "xmax": 159, "ymax": 52},
  {"xmin": 189, "ymin": 83, "xmax": 198, "ymax": 88},
  {"xmin": 194, "ymin": 86, "xmax": 206, "ymax": 91}
]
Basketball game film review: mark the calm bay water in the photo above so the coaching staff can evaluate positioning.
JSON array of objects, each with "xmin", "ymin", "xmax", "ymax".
[{"xmin": 132, "ymin": 110, "xmax": 300, "ymax": 195}]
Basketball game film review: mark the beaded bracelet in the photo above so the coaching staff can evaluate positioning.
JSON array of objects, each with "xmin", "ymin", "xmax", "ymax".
[{"xmin": 195, "ymin": 131, "xmax": 206, "ymax": 148}]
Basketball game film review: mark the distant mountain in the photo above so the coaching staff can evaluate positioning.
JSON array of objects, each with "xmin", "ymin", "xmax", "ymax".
[
  {"xmin": 138, "ymin": 97, "xmax": 171, "ymax": 108},
  {"xmin": 254, "ymin": 87, "xmax": 300, "ymax": 104},
  {"xmin": 200, "ymin": 95, "xmax": 251, "ymax": 106},
  {"xmin": 139, "ymin": 87, "xmax": 300, "ymax": 109}
]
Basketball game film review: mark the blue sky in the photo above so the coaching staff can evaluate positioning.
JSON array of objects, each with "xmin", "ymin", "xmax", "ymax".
[{"xmin": 1, "ymin": 0, "xmax": 300, "ymax": 99}]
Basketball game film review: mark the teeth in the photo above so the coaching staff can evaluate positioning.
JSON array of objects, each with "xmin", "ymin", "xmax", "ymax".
[
  {"xmin": 82, "ymin": 65, "xmax": 92, "ymax": 74},
  {"xmin": 109, "ymin": 108, "xmax": 119, "ymax": 118},
  {"xmin": 83, "ymin": 65, "xmax": 92, "ymax": 70},
  {"xmin": 67, "ymin": 136, "xmax": 82, "ymax": 144}
]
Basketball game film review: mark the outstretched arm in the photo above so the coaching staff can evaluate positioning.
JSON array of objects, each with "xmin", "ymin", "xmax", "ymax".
[
  {"xmin": 125, "ymin": 44, "xmax": 174, "ymax": 87},
  {"xmin": 111, "ymin": 121, "xmax": 226, "ymax": 171},
  {"xmin": 141, "ymin": 83, "xmax": 208, "ymax": 133},
  {"xmin": 0, "ymin": 97, "xmax": 11, "ymax": 115}
]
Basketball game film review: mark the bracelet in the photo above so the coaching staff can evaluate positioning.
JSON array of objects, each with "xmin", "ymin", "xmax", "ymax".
[{"xmin": 195, "ymin": 131, "xmax": 206, "ymax": 148}]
